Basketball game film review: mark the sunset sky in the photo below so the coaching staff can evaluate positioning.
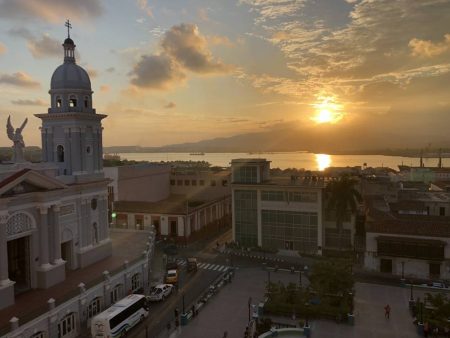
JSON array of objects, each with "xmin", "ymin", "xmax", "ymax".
[{"xmin": 0, "ymin": 0, "xmax": 449, "ymax": 149}]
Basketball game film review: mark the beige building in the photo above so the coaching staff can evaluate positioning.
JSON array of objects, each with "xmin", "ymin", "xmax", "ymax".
[{"xmin": 104, "ymin": 164, "xmax": 231, "ymax": 242}]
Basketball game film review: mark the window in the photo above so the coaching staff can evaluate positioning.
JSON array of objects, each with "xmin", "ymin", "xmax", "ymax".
[
  {"xmin": 184, "ymin": 180, "xmax": 190, "ymax": 186},
  {"xmin": 109, "ymin": 298, "xmax": 146, "ymax": 330},
  {"xmin": 211, "ymin": 180, "xmax": 216, "ymax": 186},
  {"xmin": 199, "ymin": 180, "xmax": 205, "ymax": 186},
  {"xmin": 290, "ymin": 192, "xmax": 317, "ymax": 203},
  {"xmin": 87, "ymin": 297, "xmax": 102, "ymax": 319},
  {"xmin": 222, "ymin": 180, "xmax": 228, "ymax": 187},
  {"xmin": 233, "ymin": 166, "xmax": 257, "ymax": 184},
  {"xmin": 84, "ymin": 96, "xmax": 89, "ymax": 108},
  {"xmin": 111, "ymin": 284, "xmax": 123, "ymax": 304},
  {"xmin": 192, "ymin": 180, "xmax": 197, "ymax": 186},
  {"xmin": 91, "ymin": 198, "xmax": 98, "ymax": 210},
  {"xmin": 31, "ymin": 332, "xmax": 46, "ymax": 338},
  {"xmin": 177, "ymin": 180, "xmax": 183, "ymax": 186},
  {"xmin": 170, "ymin": 180, "xmax": 175, "ymax": 186},
  {"xmin": 56, "ymin": 97, "xmax": 62, "ymax": 108},
  {"xmin": 86, "ymin": 146, "xmax": 91, "ymax": 154},
  {"xmin": 131, "ymin": 273, "xmax": 141, "ymax": 291},
  {"xmin": 69, "ymin": 96, "xmax": 77, "ymax": 108},
  {"xmin": 234, "ymin": 190, "xmax": 258, "ymax": 247},
  {"xmin": 380, "ymin": 259, "xmax": 392, "ymax": 274},
  {"xmin": 440, "ymin": 207, "xmax": 446, "ymax": 216},
  {"xmin": 57, "ymin": 145, "xmax": 65, "ymax": 162},
  {"xmin": 429, "ymin": 263, "xmax": 441, "ymax": 277},
  {"xmin": 58, "ymin": 313, "xmax": 76, "ymax": 337},
  {"xmin": 262, "ymin": 191, "xmax": 285, "ymax": 202}
]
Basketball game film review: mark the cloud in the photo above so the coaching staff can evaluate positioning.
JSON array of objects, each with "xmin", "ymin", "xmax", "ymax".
[
  {"xmin": 198, "ymin": 8, "xmax": 210, "ymax": 22},
  {"xmin": 129, "ymin": 23, "xmax": 233, "ymax": 91},
  {"xmin": 208, "ymin": 35, "xmax": 234, "ymax": 47},
  {"xmin": 0, "ymin": 0, "xmax": 103, "ymax": 23},
  {"xmin": 27, "ymin": 34, "xmax": 61, "ymax": 59},
  {"xmin": 0, "ymin": 42, "xmax": 6, "ymax": 55},
  {"xmin": 0, "ymin": 72, "xmax": 40, "ymax": 88},
  {"xmin": 161, "ymin": 24, "xmax": 233, "ymax": 74},
  {"xmin": 11, "ymin": 98, "xmax": 46, "ymax": 106},
  {"xmin": 130, "ymin": 54, "xmax": 186, "ymax": 90},
  {"xmin": 241, "ymin": 0, "xmax": 450, "ymax": 103},
  {"xmin": 100, "ymin": 85, "xmax": 110, "ymax": 93},
  {"xmin": 409, "ymin": 34, "xmax": 450, "ymax": 57},
  {"xmin": 9, "ymin": 28, "xmax": 63, "ymax": 59},
  {"xmin": 136, "ymin": 0, "xmax": 153, "ymax": 17},
  {"xmin": 164, "ymin": 102, "xmax": 176, "ymax": 109},
  {"xmin": 106, "ymin": 67, "xmax": 115, "ymax": 73}
]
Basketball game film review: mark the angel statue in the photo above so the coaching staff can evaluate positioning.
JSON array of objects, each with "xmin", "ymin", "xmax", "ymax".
[{"xmin": 7, "ymin": 115, "xmax": 28, "ymax": 163}]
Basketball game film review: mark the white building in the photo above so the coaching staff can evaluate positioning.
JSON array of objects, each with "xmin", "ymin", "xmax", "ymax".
[{"xmin": 0, "ymin": 32, "xmax": 111, "ymax": 310}]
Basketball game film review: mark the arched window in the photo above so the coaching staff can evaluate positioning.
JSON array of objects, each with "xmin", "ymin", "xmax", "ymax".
[
  {"xmin": 30, "ymin": 331, "xmax": 46, "ymax": 338},
  {"xmin": 57, "ymin": 145, "xmax": 64, "ymax": 162},
  {"xmin": 131, "ymin": 273, "xmax": 141, "ymax": 291},
  {"xmin": 110, "ymin": 284, "xmax": 123, "ymax": 304},
  {"xmin": 84, "ymin": 96, "xmax": 89, "ymax": 108},
  {"xmin": 58, "ymin": 313, "xmax": 77, "ymax": 337},
  {"xmin": 87, "ymin": 297, "xmax": 102, "ymax": 319},
  {"xmin": 69, "ymin": 95, "xmax": 77, "ymax": 108},
  {"xmin": 56, "ymin": 97, "xmax": 62, "ymax": 108}
]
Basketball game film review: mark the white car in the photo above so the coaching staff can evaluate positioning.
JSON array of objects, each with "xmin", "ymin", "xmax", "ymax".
[{"xmin": 147, "ymin": 284, "xmax": 174, "ymax": 302}]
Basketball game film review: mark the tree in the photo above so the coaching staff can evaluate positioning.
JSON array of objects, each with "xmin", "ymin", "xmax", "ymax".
[{"xmin": 326, "ymin": 176, "xmax": 362, "ymax": 250}]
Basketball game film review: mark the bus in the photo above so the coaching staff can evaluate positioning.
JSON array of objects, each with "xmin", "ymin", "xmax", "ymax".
[{"xmin": 91, "ymin": 294, "xmax": 149, "ymax": 338}]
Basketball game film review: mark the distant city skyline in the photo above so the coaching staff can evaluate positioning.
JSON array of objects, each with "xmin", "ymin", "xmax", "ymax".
[{"xmin": 0, "ymin": 0, "xmax": 449, "ymax": 149}]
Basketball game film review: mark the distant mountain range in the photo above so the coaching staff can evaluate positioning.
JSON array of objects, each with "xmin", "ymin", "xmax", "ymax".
[{"xmin": 104, "ymin": 123, "xmax": 450, "ymax": 156}]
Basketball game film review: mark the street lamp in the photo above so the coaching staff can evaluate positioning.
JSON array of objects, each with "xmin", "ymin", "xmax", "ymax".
[
  {"xmin": 248, "ymin": 297, "xmax": 252, "ymax": 322},
  {"xmin": 299, "ymin": 270, "xmax": 302, "ymax": 288}
]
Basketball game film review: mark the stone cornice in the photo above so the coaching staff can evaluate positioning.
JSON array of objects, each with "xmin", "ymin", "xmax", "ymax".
[{"xmin": 34, "ymin": 113, "xmax": 107, "ymax": 121}]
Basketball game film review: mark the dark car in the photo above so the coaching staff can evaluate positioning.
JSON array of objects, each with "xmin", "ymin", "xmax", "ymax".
[{"xmin": 187, "ymin": 258, "xmax": 198, "ymax": 272}]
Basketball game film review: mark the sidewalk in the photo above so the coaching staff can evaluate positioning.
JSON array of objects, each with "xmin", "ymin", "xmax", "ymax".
[{"xmin": 154, "ymin": 267, "xmax": 420, "ymax": 338}]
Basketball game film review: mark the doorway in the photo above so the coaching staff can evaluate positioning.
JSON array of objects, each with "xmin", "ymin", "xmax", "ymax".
[
  {"xmin": 7, "ymin": 236, "xmax": 31, "ymax": 294},
  {"xmin": 170, "ymin": 219, "xmax": 178, "ymax": 237},
  {"xmin": 61, "ymin": 241, "xmax": 73, "ymax": 271}
]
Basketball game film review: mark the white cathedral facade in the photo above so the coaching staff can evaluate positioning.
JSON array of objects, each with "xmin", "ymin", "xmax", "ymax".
[{"xmin": 0, "ymin": 34, "xmax": 111, "ymax": 310}]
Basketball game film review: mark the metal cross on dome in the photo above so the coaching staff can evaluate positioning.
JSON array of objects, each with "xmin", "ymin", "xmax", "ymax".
[{"xmin": 65, "ymin": 19, "xmax": 72, "ymax": 38}]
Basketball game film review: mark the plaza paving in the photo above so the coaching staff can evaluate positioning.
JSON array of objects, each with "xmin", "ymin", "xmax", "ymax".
[{"xmin": 165, "ymin": 267, "xmax": 420, "ymax": 338}]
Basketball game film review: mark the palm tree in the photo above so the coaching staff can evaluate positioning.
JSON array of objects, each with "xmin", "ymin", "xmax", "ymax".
[{"xmin": 325, "ymin": 176, "xmax": 362, "ymax": 251}]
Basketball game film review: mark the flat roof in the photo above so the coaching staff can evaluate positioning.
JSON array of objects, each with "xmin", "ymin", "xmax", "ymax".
[{"xmin": 231, "ymin": 158, "xmax": 270, "ymax": 163}]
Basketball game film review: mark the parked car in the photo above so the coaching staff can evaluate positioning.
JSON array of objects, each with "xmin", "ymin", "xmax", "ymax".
[
  {"xmin": 187, "ymin": 257, "xmax": 198, "ymax": 272},
  {"xmin": 165, "ymin": 269, "xmax": 179, "ymax": 284},
  {"xmin": 147, "ymin": 284, "xmax": 174, "ymax": 302}
]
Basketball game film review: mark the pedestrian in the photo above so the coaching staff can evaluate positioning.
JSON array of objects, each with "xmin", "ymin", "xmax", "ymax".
[
  {"xmin": 166, "ymin": 322, "xmax": 171, "ymax": 331},
  {"xmin": 384, "ymin": 304, "xmax": 391, "ymax": 319},
  {"xmin": 424, "ymin": 322, "xmax": 429, "ymax": 337}
]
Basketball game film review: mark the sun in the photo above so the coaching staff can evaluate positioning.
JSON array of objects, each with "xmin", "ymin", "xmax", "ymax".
[{"xmin": 311, "ymin": 97, "xmax": 344, "ymax": 124}]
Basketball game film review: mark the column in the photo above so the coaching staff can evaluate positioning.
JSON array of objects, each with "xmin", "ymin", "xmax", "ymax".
[
  {"xmin": 64, "ymin": 128, "xmax": 72, "ymax": 175},
  {"xmin": 52, "ymin": 205, "xmax": 63, "ymax": 264},
  {"xmin": 71, "ymin": 128, "xmax": 81, "ymax": 174},
  {"xmin": 0, "ymin": 214, "xmax": 11, "ymax": 285},
  {"xmin": 47, "ymin": 128, "xmax": 54, "ymax": 162},
  {"xmin": 92, "ymin": 128, "xmax": 99, "ymax": 173},
  {"xmin": 257, "ymin": 189, "xmax": 262, "ymax": 247},
  {"xmin": 98, "ymin": 127, "xmax": 104, "ymax": 170},
  {"xmin": 40, "ymin": 128, "xmax": 47, "ymax": 162},
  {"xmin": 80, "ymin": 127, "xmax": 86, "ymax": 172},
  {"xmin": 38, "ymin": 207, "xmax": 51, "ymax": 269}
]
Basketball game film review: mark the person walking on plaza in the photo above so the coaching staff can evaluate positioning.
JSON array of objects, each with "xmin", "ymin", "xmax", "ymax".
[{"xmin": 384, "ymin": 304, "xmax": 391, "ymax": 319}]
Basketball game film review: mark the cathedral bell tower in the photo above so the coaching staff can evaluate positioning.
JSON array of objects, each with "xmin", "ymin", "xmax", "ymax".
[{"xmin": 35, "ymin": 21, "xmax": 106, "ymax": 180}]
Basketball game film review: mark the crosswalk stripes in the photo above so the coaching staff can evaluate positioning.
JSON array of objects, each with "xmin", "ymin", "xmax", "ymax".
[{"xmin": 197, "ymin": 262, "xmax": 229, "ymax": 272}]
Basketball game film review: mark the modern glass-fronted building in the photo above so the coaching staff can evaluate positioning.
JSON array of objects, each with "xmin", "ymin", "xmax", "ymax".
[{"xmin": 231, "ymin": 159, "xmax": 326, "ymax": 254}]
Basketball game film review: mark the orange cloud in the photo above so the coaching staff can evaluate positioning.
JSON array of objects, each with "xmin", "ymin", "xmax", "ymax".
[
  {"xmin": 0, "ymin": 42, "xmax": 6, "ymax": 55},
  {"xmin": 409, "ymin": 34, "xmax": 450, "ymax": 57},
  {"xmin": 0, "ymin": 72, "xmax": 40, "ymax": 88},
  {"xmin": 100, "ymin": 85, "xmax": 110, "ymax": 93}
]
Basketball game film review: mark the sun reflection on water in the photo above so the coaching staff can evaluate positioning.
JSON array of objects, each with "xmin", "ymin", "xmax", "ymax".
[{"xmin": 315, "ymin": 154, "xmax": 331, "ymax": 171}]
